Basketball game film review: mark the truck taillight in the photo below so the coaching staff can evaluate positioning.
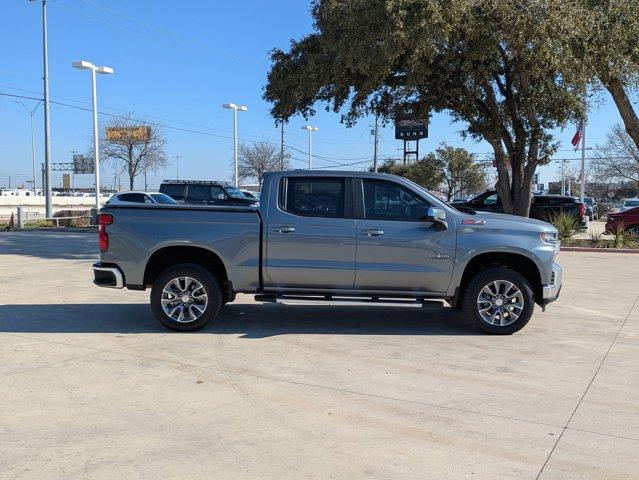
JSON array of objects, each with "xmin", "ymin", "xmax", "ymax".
[
  {"xmin": 98, "ymin": 214, "xmax": 113, "ymax": 252},
  {"xmin": 577, "ymin": 203, "xmax": 585, "ymax": 219}
]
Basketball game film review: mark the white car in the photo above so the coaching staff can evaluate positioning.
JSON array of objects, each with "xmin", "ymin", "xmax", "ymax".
[
  {"xmin": 106, "ymin": 192, "xmax": 177, "ymax": 205},
  {"xmin": 620, "ymin": 198, "xmax": 639, "ymax": 212}
]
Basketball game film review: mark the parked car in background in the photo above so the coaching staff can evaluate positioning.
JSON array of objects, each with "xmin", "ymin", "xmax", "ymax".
[
  {"xmin": 452, "ymin": 190, "xmax": 586, "ymax": 226},
  {"xmin": 583, "ymin": 197, "xmax": 598, "ymax": 221},
  {"xmin": 619, "ymin": 198, "xmax": 639, "ymax": 212},
  {"xmin": 606, "ymin": 206, "xmax": 639, "ymax": 237},
  {"xmin": 159, "ymin": 180, "xmax": 257, "ymax": 206},
  {"xmin": 106, "ymin": 192, "xmax": 177, "ymax": 205}
]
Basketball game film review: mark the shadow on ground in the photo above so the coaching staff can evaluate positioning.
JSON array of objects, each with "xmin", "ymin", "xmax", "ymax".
[
  {"xmin": 0, "ymin": 303, "xmax": 477, "ymax": 337},
  {"xmin": 0, "ymin": 231, "xmax": 97, "ymax": 261}
]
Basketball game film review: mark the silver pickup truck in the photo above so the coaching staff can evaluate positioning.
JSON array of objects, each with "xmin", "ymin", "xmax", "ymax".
[{"xmin": 93, "ymin": 171, "xmax": 562, "ymax": 334}]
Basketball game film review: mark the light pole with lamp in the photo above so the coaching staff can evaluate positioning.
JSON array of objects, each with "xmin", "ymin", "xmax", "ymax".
[
  {"xmin": 301, "ymin": 125, "xmax": 319, "ymax": 169},
  {"xmin": 222, "ymin": 103, "xmax": 248, "ymax": 187},
  {"xmin": 15, "ymin": 100, "xmax": 41, "ymax": 196},
  {"xmin": 72, "ymin": 60, "xmax": 113, "ymax": 212}
]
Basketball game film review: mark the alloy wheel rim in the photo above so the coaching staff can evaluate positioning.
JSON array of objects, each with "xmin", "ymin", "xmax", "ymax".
[
  {"xmin": 161, "ymin": 276, "xmax": 208, "ymax": 323},
  {"xmin": 476, "ymin": 280, "xmax": 524, "ymax": 327}
]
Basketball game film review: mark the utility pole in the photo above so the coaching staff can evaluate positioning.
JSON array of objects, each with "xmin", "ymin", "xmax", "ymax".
[
  {"xmin": 174, "ymin": 155, "xmax": 181, "ymax": 180},
  {"xmin": 32, "ymin": 0, "xmax": 53, "ymax": 217},
  {"xmin": 69, "ymin": 150, "xmax": 77, "ymax": 194},
  {"xmin": 372, "ymin": 114, "xmax": 379, "ymax": 173},
  {"xmin": 16, "ymin": 101, "xmax": 40, "ymax": 196},
  {"xmin": 561, "ymin": 160, "xmax": 566, "ymax": 196},
  {"xmin": 280, "ymin": 122, "xmax": 285, "ymax": 170}
]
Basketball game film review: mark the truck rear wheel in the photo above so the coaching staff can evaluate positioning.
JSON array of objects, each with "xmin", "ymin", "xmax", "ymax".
[
  {"xmin": 462, "ymin": 267, "xmax": 534, "ymax": 334},
  {"xmin": 150, "ymin": 263, "xmax": 222, "ymax": 332}
]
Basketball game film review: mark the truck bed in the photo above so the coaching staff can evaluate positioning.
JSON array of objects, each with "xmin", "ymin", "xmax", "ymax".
[{"xmin": 99, "ymin": 204, "xmax": 262, "ymax": 291}]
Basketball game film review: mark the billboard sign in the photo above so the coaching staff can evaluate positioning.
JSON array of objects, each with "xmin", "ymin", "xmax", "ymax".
[
  {"xmin": 73, "ymin": 154, "xmax": 95, "ymax": 174},
  {"xmin": 395, "ymin": 106, "xmax": 428, "ymax": 140},
  {"xmin": 106, "ymin": 126, "xmax": 151, "ymax": 142}
]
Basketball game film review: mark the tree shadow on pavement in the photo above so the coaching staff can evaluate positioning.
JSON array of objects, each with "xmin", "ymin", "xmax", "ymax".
[{"xmin": 0, "ymin": 302, "xmax": 478, "ymax": 337}]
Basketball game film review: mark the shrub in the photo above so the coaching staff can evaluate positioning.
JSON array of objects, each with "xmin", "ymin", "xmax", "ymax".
[
  {"xmin": 549, "ymin": 212, "xmax": 580, "ymax": 242},
  {"xmin": 53, "ymin": 210, "xmax": 92, "ymax": 227},
  {"xmin": 608, "ymin": 224, "xmax": 639, "ymax": 249}
]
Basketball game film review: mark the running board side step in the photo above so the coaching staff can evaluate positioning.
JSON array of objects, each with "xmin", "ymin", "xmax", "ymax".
[{"xmin": 253, "ymin": 294, "xmax": 443, "ymax": 308}]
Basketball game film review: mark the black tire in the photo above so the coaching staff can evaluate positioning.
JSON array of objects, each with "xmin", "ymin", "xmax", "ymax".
[
  {"xmin": 462, "ymin": 267, "xmax": 535, "ymax": 335},
  {"xmin": 150, "ymin": 263, "xmax": 222, "ymax": 332}
]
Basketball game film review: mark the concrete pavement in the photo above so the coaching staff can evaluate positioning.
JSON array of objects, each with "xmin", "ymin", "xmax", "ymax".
[{"xmin": 0, "ymin": 231, "xmax": 638, "ymax": 479}]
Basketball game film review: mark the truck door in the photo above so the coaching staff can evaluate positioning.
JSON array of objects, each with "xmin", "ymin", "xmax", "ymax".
[
  {"xmin": 264, "ymin": 176, "xmax": 357, "ymax": 289},
  {"xmin": 354, "ymin": 178, "xmax": 456, "ymax": 294}
]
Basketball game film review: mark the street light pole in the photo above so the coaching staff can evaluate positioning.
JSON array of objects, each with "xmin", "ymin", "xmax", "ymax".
[
  {"xmin": 302, "ymin": 125, "xmax": 319, "ymax": 169},
  {"xmin": 223, "ymin": 103, "xmax": 248, "ymax": 187},
  {"xmin": 16, "ymin": 101, "xmax": 41, "ymax": 196},
  {"xmin": 72, "ymin": 60, "xmax": 114, "ymax": 212}
]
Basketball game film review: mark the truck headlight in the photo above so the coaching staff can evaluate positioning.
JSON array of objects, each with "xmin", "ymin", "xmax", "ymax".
[{"xmin": 540, "ymin": 232, "xmax": 558, "ymax": 244}]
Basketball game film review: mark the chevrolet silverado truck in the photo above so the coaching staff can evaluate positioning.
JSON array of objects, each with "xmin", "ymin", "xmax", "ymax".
[{"xmin": 92, "ymin": 171, "xmax": 562, "ymax": 334}]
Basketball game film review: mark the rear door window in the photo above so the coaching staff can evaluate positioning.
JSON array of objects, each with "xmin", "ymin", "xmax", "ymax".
[
  {"xmin": 282, "ymin": 178, "xmax": 345, "ymax": 218},
  {"xmin": 118, "ymin": 193, "xmax": 146, "ymax": 203},
  {"xmin": 159, "ymin": 184, "xmax": 185, "ymax": 201},
  {"xmin": 186, "ymin": 185, "xmax": 211, "ymax": 202}
]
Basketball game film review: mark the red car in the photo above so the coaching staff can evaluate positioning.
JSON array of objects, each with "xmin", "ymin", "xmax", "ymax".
[{"xmin": 605, "ymin": 207, "xmax": 639, "ymax": 236}]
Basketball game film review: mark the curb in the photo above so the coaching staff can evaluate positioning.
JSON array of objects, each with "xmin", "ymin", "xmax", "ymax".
[{"xmin": 560, "ymin": 246, "xmax": 639, "ymax": 254}]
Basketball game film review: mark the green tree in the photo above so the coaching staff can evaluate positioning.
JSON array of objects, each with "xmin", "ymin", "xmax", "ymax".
[
  {"xmin": 572, "ymin": 1, "xmax": 639, "ymax": 152},
  {"xmin": 265, "ymin": 0, "xmax": 588, "ymax": 216},
  {"xmin": 424, "ymin": 145, "xmax": 488, "ymax": 201},
  {"xmin": 374, "ymin": 158, "xmax": 443, "ymax": 191}
]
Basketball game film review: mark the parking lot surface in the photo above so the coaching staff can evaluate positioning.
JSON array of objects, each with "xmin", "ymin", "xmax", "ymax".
[{"xmin": 1, "ymin": 231, "xmax": 638, "ymax": 480}]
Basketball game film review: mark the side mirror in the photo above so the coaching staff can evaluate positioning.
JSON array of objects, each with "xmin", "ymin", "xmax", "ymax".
[{"xmin": 426, "ymin": 206, "xmax": 448, "ymax": 230}]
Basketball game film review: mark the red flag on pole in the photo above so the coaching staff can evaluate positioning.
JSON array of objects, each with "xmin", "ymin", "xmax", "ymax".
[{"xmin": 571, "ymin": 123, "xmax": 583, "ymax": 151}]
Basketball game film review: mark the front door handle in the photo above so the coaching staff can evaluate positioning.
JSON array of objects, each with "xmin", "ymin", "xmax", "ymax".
[
  {"xmin": 273, "ymin": 226, "xmax": 295, "ymax": 233},
  {"xmin": 362, "ymin": 229, "xmax": 384, "ymax": 237}
]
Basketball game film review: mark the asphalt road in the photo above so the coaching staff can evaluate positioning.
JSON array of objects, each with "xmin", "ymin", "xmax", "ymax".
[{"xmin": 1, "ymin": 231, "xmax": 638, "ymax": 479}]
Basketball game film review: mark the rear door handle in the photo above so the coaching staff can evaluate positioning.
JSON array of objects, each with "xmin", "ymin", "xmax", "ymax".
[
  {"xmin": 362, "ymin": 229, "xmax": 384, "ymax": 237},
  {"xmin": 273, "ymin": 226, "xmax": 295, "ymax": 233}
]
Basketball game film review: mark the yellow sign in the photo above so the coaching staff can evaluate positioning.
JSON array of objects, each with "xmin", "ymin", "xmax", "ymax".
[{"xmin": 106, "ymin": 126, "xmax": 150, "ymax": 142}]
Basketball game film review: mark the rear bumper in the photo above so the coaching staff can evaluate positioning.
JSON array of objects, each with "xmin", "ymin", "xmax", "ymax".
[
  {"xmin": 92, "ymin": 262, "xmax": 124, "ymax": 289},
  {"xmin": 541, "ymin": 262, "xmax": 562, "ymax": 306}
]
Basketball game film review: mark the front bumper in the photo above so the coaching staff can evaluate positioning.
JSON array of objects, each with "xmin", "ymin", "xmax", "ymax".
[
  {"xmin": 541, "ymin": 262, "xmax": 562, "ymax": 306},
  {"xmin": 92, "ymin": 262, "xmax": 124, "ymax": 289}
]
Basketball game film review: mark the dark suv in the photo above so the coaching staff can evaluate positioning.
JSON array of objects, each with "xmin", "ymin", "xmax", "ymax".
[
  {"xmin": 452, "ymin": 190, "xmax": 586, "ymax": 226},
  {"xmin": 159, "ymin": 180, "xmax": 257, "ymax": 206}
]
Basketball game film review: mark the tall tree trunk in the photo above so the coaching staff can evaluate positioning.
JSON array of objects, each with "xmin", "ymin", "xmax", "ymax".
[
  {"xmin": 129, "ymin": 175, "xmax": 134, "ymax": 191},
  {"xmin": 607, "ymin": 77, "xmax": 639, "ymax": 151}
]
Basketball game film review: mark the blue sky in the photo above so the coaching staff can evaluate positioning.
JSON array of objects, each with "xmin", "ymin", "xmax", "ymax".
[{"xmin": 0, "ymin": 0, "xmax": 627, "ymax": 191}]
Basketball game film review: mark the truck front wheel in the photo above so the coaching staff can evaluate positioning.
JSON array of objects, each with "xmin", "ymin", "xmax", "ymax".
[
  {"xmin": 150, "ymin": 263, "xmax": 222, "ymax": 332},
  {"xmin": 462, "ymin": 267, "xmax": 535, "ymax": 334}
]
